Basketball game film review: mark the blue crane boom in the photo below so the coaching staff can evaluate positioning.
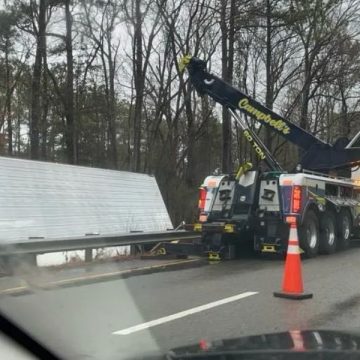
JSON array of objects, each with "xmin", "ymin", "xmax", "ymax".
[{"xmin": 180, "ymin": 56, "xmax": 360, "ymax": 173}]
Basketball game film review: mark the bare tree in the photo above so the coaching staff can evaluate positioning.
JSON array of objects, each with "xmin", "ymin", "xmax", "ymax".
[
  {"xmin": 0, "ymin": 9, "xmax": 27, "ymax": 154},
  {"xmin": 45, "ymin": 0, "xmax": 76, "ymax": 164},
  {"xmin": 29, "ymin": 0, "xmax": 47, "ymax": 159},
  {"xmin": 290, "ymin": 0, "xmax": 360, "ymax": 132},
  {"xmin": 81, "ymin": 0, "xmax": 122, "ymax": 168},
  {"xmin": 219, "ymin": 0, "xmax": 236, "ymax": 173}
]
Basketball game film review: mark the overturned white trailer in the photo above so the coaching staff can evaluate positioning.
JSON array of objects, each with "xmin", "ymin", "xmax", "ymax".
[{"xmin": 0, "ymin": 157, "xmax": 172, "ymax": 266}]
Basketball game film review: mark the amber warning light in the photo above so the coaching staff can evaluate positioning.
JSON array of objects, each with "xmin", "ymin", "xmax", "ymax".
[
  {"xmin": 292, "ymin": 185, "xmax": 302, "ymax": 213},
  {"xmin": 198, "ymin": 187, "xmax": 208, "ymax": 222},
  {"xmin": 198, "ymin": 187, "xmax": 207, "ymax": 211}
]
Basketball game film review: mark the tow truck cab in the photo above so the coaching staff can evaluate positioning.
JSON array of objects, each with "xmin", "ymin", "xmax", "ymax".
[
  {"xmin": 190, "ymin": 171, "xmax": 260, "ymax": 257},
  {"xmin": 194, "ymin": 171, "xmax": 285, "ymax": 256},
  {"xmin": 200, "ymin": 172, "xmax": 259, "ymax": 226}
]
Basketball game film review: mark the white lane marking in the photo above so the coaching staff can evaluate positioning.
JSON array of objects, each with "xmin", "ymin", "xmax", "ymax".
[{"xmin": 113, "ymin": 291, "xmax": 258, "ymax": 335}]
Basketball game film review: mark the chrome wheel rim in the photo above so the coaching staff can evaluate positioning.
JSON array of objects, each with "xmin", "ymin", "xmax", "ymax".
[
  {"xmin": 325, "ymin": 223, "xmax": 335, "ymax": 246},
  {"xmin": 307, "ymin": 221, "xmax": 317, "ymax": 249},
  {"xmin": 342, "ymin": 216, "xmax": 350, "ymax": 240}
]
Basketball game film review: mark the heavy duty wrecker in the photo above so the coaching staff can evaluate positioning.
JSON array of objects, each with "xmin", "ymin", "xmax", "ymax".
[{"xmin": 165, "ymin": 56, "xmax": 360, "ymax": 260}]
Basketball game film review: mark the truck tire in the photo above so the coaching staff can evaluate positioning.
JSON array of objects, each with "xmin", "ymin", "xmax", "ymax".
[
  {"xmin": 319, "ymin": 210, "xmax": 337, "ymax": 254},
  {"xmin": 299, "ymin": 209, "xmax": 319, "ymax": 258},
  {"xmin": 337, "ymin": 209, "xmax": 352, "ymax": 250}
]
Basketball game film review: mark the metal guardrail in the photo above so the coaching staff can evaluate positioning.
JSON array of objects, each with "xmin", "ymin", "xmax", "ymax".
[{"xmin": 0, "ymin": 230, "xmax": 200, "ymax": 255}]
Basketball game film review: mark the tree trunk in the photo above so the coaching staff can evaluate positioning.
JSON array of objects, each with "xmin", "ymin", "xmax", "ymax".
[
  {"xmin": 300, "ymin": 51, "xmax": 311, "ymax": 131},
  {"xmin": 30, "ymin": 0, "xmax": 46, "ymax": 160},
  {"xmin": 264, "ymin": 0, "xmax": 273, "ymax": 151},
  {"xmin": 340, "ymin": 87, "xmax": 349, "ymax": 138},
  {"xmin": 16, "ymin": 110, "xmax": 21, "ymax": 154},
  {"xmin": 6, "ymin": 93, "xmax": 12, "ymax": 155},
  {"xmin": 107, "ymin": 33, "xmax": 118, "ymax": 169},
  {"xmin": 220, "ymin": 0, "xmax": 235, "ymax": 173},
  {"xmin": 41, "ymin": 34, "xmax": 48, "ymax": 159},
  {"xmin": 132, "ymin": 0, "xmax": 143, "ymax": 172},
  {"xmin": 65, "ymin": 0, "xmax": 76, "ymax": 164},
  {"xmin": 185, "ymin": 88, "xmax": 196, "ymax": 186},
  {"xmin": 5, "ymin": 39, "xmax": 12, "ymax": 154}
]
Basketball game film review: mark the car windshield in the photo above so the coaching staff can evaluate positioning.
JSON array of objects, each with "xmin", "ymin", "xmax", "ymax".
[{"xmin": 1, "ymin": 0, "xmax": 360, "ymax": 359}]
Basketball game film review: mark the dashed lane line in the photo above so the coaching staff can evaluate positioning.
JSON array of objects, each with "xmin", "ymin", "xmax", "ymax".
[{"xmin": 112, "ymin": 291, "xmax": 258, "ymax": 335}]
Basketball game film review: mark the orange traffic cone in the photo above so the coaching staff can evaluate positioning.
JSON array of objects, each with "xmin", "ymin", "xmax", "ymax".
[{"xmin": 274, "ymin": 217, "xmax": 313, "ymax": 300}]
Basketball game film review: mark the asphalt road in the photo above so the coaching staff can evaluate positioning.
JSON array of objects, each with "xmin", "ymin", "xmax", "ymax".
[{"xmin": 1, "ymin": 244, "xmax": 360, "ymax": 359}]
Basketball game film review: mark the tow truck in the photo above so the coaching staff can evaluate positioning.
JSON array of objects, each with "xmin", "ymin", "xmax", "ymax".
[{"xmin": 165, "ymin": 55, "xmax": 360, "ymax": 260}]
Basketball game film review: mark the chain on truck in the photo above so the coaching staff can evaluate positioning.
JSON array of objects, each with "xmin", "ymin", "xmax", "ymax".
[{"xmin": 165, "ymin": 55, "xmax": 360, "ymax": 260}]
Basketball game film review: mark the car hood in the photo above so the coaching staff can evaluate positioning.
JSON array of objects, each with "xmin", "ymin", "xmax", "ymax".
[{"xmin": 167, "ymin": 329, "xmax": 360, "ymax": 359}]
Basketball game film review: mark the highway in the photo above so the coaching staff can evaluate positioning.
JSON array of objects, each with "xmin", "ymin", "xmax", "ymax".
[{"xmin": 1, "ymin": 245, "xmax": 360, "ymax": 359}]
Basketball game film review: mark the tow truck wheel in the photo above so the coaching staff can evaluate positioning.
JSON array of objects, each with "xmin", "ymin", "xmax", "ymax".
[
  {"xmin": 319, "ymin": 210, "xmax": 337, "ymax": 254},
  {"xmin": 299, "ymin": 209, "xmax": 319, "ymax": 258},
  {"xmin": 337, "ymin": 209, "xmax": 352, "ymax": 250}
]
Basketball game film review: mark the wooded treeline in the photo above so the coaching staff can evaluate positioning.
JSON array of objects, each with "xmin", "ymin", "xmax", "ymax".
[{"xmin": 1, "ymin": 0, "xmax": 360, "ymax": 223}]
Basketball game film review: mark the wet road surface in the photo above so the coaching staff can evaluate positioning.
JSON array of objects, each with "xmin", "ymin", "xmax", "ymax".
[{"xmin": 1, "ymin": 243, "xmax": 360, "ymax": 359}]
